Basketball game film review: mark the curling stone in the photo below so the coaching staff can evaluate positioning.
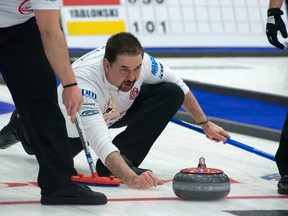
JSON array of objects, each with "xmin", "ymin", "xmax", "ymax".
[{"xmin": 172, "ymin": 157, "xmax": 230, "ymax": 200}]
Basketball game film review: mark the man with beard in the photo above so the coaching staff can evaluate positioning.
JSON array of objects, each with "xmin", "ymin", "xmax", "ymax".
[{"xmin": 0, "ymin": 32, "xmax": 230, "ymax": 189}]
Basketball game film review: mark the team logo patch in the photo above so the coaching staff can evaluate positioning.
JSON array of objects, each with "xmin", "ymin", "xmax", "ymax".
[{"xmin": 129, "ymin": 87, "xmax": 139, "ymax": 100}]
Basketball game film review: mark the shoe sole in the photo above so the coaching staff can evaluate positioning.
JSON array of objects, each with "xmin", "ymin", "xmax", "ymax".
[
  {"xmin": 278, "ymin": 188, "xmax": 288, "ymax": 195},
  {"xmin": 41, "ymin": 196, "xmax": 107, "ymax": 205}
]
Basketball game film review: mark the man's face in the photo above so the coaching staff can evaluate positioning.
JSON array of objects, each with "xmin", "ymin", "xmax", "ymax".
[{"xmin": 104, "ymin": 54, "xmax": 142, "ymax": 92}]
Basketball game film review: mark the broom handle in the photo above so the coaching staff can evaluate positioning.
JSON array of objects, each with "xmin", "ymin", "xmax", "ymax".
[
  {"xmin": 170, "ymin": 117, "xmax": 276, "ymax": 162},
  {"xmin": 75, "ymin": 112, "xmax": 96, "ymax": 174}
]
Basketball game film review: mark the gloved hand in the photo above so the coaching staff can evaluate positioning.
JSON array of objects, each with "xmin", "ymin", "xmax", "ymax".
[{"xmin": 266, "ymin": 8, "xmax": 287, "ymax": 49}]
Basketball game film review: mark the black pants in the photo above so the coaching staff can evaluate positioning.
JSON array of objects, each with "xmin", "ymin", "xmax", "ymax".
[
  {"xmin": 275, "ymin": 111, "xmax": 288, "ymax": 176},
  {"xmin": 70, "ymin": 83, "xmax": 185, "ymax": 171},
  {"xmin": 0, "ymin": 18, "xmax": 77, "ymax": 194}
]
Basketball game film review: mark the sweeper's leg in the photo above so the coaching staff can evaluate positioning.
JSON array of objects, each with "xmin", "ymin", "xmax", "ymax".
[{"xmin": 276, "ymin": 112, "xmax": 288, "ymax": 194}]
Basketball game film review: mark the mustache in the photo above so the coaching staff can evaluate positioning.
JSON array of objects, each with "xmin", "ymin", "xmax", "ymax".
[{"xmin": 124, "ymin": 80, "xmax": 135, "ymax": 84}]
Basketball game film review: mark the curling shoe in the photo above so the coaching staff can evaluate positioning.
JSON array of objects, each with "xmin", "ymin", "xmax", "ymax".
[
  {"xmin": 278, "ymin": 174, "xmax": 288, "ymax": 195},
  {"xmin": 41, "ymin": 184, "xmax": 107, "ymax": 205},
  {"xmin": 0, "ymin": 110, "xmax": 20, "ymax": 149},
  {"xmin": 96, "ymin": 155, "xmax": 151, "ymax": 177}
]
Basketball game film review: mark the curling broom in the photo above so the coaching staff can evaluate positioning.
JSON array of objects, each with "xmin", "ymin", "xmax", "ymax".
[
  {"xmin": 71, "ymin": 112, "xmax": 122, "ymax": 186},
  {"xmin": 170, "ymin": 117, "xmax": 275, "ymax": 162}
]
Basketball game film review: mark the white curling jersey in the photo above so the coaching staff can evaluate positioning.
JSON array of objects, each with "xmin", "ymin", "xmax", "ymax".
[
  {"xmin": 58, "ymin": 46, "xmax": 189, "ymax": 164},
  {"xmin": 0, "ymin": 0, "xmax": 60, "ymax": 27}
]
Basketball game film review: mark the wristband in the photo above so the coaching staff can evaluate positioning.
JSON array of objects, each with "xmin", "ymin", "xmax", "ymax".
[
  {"xmin": 63, "ymin": 82, "xmax": 77, "ymax": 88},
  {"xmin": 197, "ymin": 116, "xmax": 209, "ymax": 125}
]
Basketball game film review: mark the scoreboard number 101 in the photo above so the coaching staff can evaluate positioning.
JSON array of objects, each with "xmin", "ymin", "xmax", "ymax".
[{"xmin": 132, "ymin": 21, "xmax": 167, "ymax": 33}]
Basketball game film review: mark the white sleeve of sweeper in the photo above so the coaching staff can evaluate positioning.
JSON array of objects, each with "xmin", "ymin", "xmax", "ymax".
[
  {"xmin": 30, "ymin": 0, "xmax": 60, "ymax": 9},
  {"xmin": 78, "ymin": 94, "xmax": 119, "ymax": 165},
  {"xmin": 141, "ymin": 53, "xmax": 189, "ymax": 94}
]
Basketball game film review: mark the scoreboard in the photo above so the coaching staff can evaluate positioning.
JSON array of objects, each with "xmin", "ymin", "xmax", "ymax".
[{"xmin": 60, "ymin": 0, "xmax": 287, "ymax": 50}]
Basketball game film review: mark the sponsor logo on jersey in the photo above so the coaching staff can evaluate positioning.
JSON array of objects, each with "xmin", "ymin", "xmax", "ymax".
[
  {"xmin": 19, "ymin": 0, "xmax": 33, "ymax": 15},
  {"xmin": 159, "ymin": 62, "xmax": 164, "ymax": 79},
  {"xmin": 83, "ymin": 102, "xmax": 96, "ymax": 106},
  {"xmin": 81, "ymin": 89, "xmax": 97, "ymax": 100},
  {"xmin": 129, "ymin": 87, "xmax": 139, "ymax": 100},
  {"xmin": 149, "ymin": 55, "xmax": 158, "ymax": 76},
  {"xmin": 81, "ymin": 109, "xmax": 99, "ymax": 116},
  {"xmin": 103, "ymin": 97, "xmax": 122, "ymax": 123}
]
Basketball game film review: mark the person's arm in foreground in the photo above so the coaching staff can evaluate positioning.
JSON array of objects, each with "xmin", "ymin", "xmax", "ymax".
[
  {"xmin": 34, "ymin": 10, "xmax": 82, "ymax": 122},
  {"xmin": 269, "ymin": 0, "xmax": 284, "ymax": 8}
]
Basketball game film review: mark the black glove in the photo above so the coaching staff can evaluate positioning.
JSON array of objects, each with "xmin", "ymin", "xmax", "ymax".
[{"xmin": 266, "ymin": 8, "xmax": 287, "ymax": 49}]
